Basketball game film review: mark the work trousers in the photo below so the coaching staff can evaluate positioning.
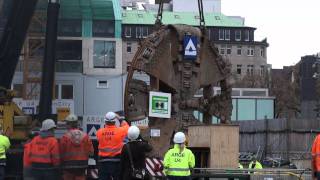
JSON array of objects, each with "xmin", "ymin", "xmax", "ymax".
[
  {"xmin": 23, "ymin": 167, "xmax": 34, "ymax": 180},
  {"xmin": 316, "ymin": 172, "xmax": 320, "ymax": 180},
  {"xmin": 167, "ymin": 176, "xmax": 191, "ymax": 180},
  {"xmin": 63, "ymin": 169, "xmax": 86, "ymax": 180},
  {"xmin": 0, "ymin": 166, "xmax": 4, "ymax": 180},
  {"xmin": 98, "ymin": 161, "xmax": 120, "ymax": 180},
  {"xmin": 32, "ymin": 168, "xmax": 59, "ymax": 180}
]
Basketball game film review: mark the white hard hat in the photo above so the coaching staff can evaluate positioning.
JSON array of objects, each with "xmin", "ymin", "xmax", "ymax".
[
  {"xmin": 128, "ymin": 126, "xmax": 140, "ymax": 140},
  {"xmin": 173, "ymin": 132, "xmax": 186, "ymax": 144},
  {"xmin": 40, "ymin": 119, "xmax": 56, "ymax": 131},
  {"xmin": 65, "ymin": 114, "xmax": 78, "ymax": 122},
  {"xmin": 105, "ymin": 112, "xmax": 117, "ymax": 122}
]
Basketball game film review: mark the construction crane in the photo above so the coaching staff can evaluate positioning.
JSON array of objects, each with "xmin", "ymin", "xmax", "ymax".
[
  {"xmin": 0, "ymin": 0, "xmax": 60, "ymax": 178},
  {"xmin": 124, "ymin": 0, "xmax": 233, "ymax": 156}
]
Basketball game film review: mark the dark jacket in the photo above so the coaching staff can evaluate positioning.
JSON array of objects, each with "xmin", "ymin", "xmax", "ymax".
[{"xmin": 120, "ymin": 139, "xmax": 152, "ymax": 180}]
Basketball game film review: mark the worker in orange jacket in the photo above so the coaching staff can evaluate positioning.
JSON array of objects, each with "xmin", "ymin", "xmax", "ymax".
[
  {"xmin": 29, "ymin": 119, "xmax": 60, "ymax": 180},
  {"xmin": 60, "ymin": 114, "xmax": 94, "ymax": 180},
  {"xmin": 97, "ymin": 111, "xmax": 129, "ymax": 180},
  {"xmin": 23, "ymin": 130, "xmax": 38, "ymax": 180},
  {"xmin": 312, "ymin": 134, "xmax": 320, "ymax": 180}
]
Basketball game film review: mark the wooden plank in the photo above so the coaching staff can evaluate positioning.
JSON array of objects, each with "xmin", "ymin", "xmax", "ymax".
[{"xmin": 188, "ymin": 125, "xmax": 239, "ymax": 168}]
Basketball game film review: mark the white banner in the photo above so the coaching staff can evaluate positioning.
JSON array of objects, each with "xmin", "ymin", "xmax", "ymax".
[{"xmin": 12, "ymin": 98, "xmax": 74, "ymax": 115}]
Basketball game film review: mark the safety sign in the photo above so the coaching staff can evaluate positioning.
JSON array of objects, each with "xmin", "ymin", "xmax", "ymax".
[
  {"xmin": 82, "ymin": 115, "xmax": 120, "ymax": 139},
  {"xmin": 87, "ymin": 124, "xmax": 101, "ymax": 138},
  {"xmin": 183, "ymin": 35, "xmax": 197, "ymax": 60},
  {"xmin": 149, "ymin": 91, "xmax": 171, "ymax": 118}
]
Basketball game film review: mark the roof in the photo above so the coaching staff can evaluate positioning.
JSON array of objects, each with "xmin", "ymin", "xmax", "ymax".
[
  {"xmin": 36, "ymin": 0, "xmax": 121, "ymax": 20},
  {"xmin": 122, "ymin": 10, "xmax": 244, "ymax": 27}
]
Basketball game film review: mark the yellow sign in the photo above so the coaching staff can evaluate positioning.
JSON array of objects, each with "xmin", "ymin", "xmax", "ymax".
[{"xmin": 57, "ymin": 107, "xmax": 70, "ymax": 121}]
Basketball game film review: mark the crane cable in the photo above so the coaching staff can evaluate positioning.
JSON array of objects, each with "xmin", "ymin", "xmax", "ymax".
[
  {"xmin": 155, "ymin": 0, "xmax": 164, "ymax": 29},
  {"xmin": 197, "ymin": 0, "xmax": 206, "ymax": 32}
]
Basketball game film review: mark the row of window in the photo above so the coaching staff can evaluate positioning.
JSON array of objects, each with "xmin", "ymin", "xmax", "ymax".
[
  {"xmin": 236, "ymin": 65, "xmax": 266, "ymax": 76},
  {"xmin": 12, "ymin": 84, "xmax": 74, "ymax": 99},
  {"xmin": 217, "ymin": 29, "xmax": 250, "ymax": 41},
  {"xmin": 218, "ymin": 45, "xmax": 265, "ymax": 57}
]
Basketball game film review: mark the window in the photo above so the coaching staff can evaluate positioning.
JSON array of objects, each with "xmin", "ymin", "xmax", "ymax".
[
  {"xmin": 226, "ymin": 45, "xmax": 232, "ymax": 55},
  {"xmin": 61, "ymin": 85, "xmax": 73, "ymax": 99},
  {"xmin": 124, "ymin": 27, "xmax": 132, "ymax": 38},
  {"xmin": 97, "ymin": 80, "xmax": 109, "ymax": 89},
  {"xmin": 58, "ymin": 19, "xmax": 82, "ymax": 37},
  {"xmin": 237, "ymin": 65, "xmax": 242, "ymax": 75},
  {"xmin": 247, "ymin": 46, "xmax": 254, "ymax": 56},
  {"xmin": 260, "ymin": 47, "xmax": 265, "ymax": 57},
  {"xmin": 127, "ymin": 42, "xmax": 132, "ymax": 53},
  {"xmin": 12, "ymin": 84, "xmax": 23, "ymax": 98},
  {"xmin": 55, "ymin": 84, "xmax": 74, "ymax": 99},
  {"xmin": 260, "ymin": 65, "xmax": 265, "ymax": 76},
  {"xmin": 247, "ymin": 65, "xmax": 254, "ymax": 75},
  {"xmin": 56, "ymin": 40, "xmax": 82, "ymax": 60},
  {"xmin": 207, "ymin": 29, "xmax": 211, "ymax": 40},
  {"xmin": 138, "ymin": 14, "xmax": 143, "ymax": 18},
  {"xmin": 244, "ymin": 30, "xmax": 250, "ymax": 41},
  {"xmin": 235, "ymin": 30, "xmax": 241, "ymax": 41},
  {"xmin": 142, "ymin": 27, "xmax": 148, "ymax": 38},
  {"xmin": 225, "ymin": 30, "xmax": 230, "ymax": 40},
  {"xmin": 195, "ymin": 15, "xmax": 200, "ymax": 19},
  {"xmin": 219, "ymin": 29, "xmax": 224, "ymax": 40},
  {"xmin": 174, "ymin": 15, "xmax": 180, "ymax": 19},
  {"xmin": 93, "ymin": 20, "xmax": 115, "ymax": 38},
  {"xmin": 215, "ymin": 16, "xmax": 221, "ymax": 20},
  {"xmin": 219, "ymin": 44, "xmax": 226, "ymax": 55},
  {"xmin": 93, "ymin": 40, "xmax": 116, "ymax": 68},
  {"xmin": 237, "ymin": 46, "xmax": 242, "ymax": 55},
  {"xmin": 136, "ymin": 27, "xmax": 141, "ymax": 38}
]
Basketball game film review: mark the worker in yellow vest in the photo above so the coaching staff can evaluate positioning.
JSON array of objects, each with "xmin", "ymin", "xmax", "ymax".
[
  {"xmin": 248, "ymin": 156, "xmax": 263, "ymax": 174},
  {"xmin": 0, "ymin": 127, "xmax": 10, "ymax": 180},
  {"xmin": 164, "ymin": 132, "xmax": 195, "ymax": 180}
]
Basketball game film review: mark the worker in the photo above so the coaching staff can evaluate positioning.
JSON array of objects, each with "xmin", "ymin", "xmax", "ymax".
[
  {"xmin": 164, "ymin": 132, "xmax": 195, "ymax": 180},
  {"xmin": 23, "ymin": 130, "xmax": 38, "ymax": 180},
  {"xmin": 248, "ymin": 156, "xmax": 263, "ymax": 173},
  {"xmin": 29, "ymin": 119, "xmax": 60, "ymax": 180},
  {"xmin": 312, "ymin": 133, "xmax": 320, "ymax": 180},
  {"xmin": 120, "ymin": 125, "xmax": 152, "ymax": 180},
  {"xmin": 0, "ymin": 126, "xmax": 10, "ymax": 180},
  {"xmin": 60, "ymin": 114, "xmax": 94, "ymax": 180},
  {"xmin": 238, "ymin": 163, "xmax": 244, "ymax": 169},
  {"xmin": 97, "ymin": 111, "xmax": 129, "ymax": 180}
]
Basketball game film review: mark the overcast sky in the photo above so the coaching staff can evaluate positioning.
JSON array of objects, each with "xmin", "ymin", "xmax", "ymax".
[
  {"xmin": 149, "ymin": 0, "xmax": 320, "ymax": 68},
  {"xmin": 222, "ymin": 0, "xmax": 320, "ymax": 68}
]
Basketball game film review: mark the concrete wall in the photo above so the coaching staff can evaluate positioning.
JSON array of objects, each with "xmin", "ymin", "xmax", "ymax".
[
  {"xmin": 172, "ymin": 0, "xmax": 221, "ymax": 13},
  {"xmin": 83, "ymin": 75, "xmax": 125, "ymax": 115},
  {"xmin": 122, "ymin": 40, "xmax": 139, "ymax": 72}
]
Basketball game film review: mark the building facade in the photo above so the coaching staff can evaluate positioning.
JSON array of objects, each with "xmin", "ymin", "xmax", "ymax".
[
  {"xmin": 121, "ymin": 10, "xmax": 269, "ymax": 79},
  {"xmin": 11, "ymin": 0, "xmax": 125, "ymax": 116}
]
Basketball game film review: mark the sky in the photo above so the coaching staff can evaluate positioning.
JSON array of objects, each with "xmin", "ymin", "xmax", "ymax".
[
  {"xmin": 149, "ymin": 0, "xmax": 320, "ymax": 68},
  {"xmin": 221, "ymin": 0, "xmax": 320, "ymax": 68}
]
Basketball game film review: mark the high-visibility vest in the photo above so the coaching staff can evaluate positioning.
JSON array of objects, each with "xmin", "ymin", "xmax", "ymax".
[
  {"xmin": 0, "ymin": 135, "xmax": 10, "ymax": 160},
  {"xmin": 96, "ymin": 121, "xmax": 129, "ymax": 158},
  {"xmin": 23, "ymin": 142, "xmax": 32, "ymax": 168},
  {"xmin": 238, "ymin": 163, "xmax": 244, "ymax": 169},
  {"xmin": 164, "ymin": 145, "xmax": 195, "ymax": 176},
  {"xmin": 312, "ymin": 134, "xmax": 320, "ymax": 171},
  {"xmin": 248, "ymin": 160, "xmax": 263, "ymax": 169},
  {"xmin": 60, "ymin": 129, "xmax": 94, "ymax": 169},
  {"xmin": 29, "ymin": 135, "xmax": 60, "ymax": 168}
]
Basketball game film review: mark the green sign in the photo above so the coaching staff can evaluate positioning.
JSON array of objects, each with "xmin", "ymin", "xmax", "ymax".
[
  {"xmin": 151, "ymin": 96, "xmax": 169, "ymax": 114},
  {"xmin": 149, "ymin": 91, "xmax": 171, "ymax": 118}
]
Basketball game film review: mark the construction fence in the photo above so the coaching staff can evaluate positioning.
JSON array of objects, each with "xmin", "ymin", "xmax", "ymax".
[{"xmin": 235, "ymin": 118, "xmax": 320, "ymax": 167}]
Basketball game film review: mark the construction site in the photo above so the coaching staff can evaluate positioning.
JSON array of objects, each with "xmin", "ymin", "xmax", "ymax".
[{"xmin": 0, "ymin": 0, "xmax": 318, "ymax": 179}]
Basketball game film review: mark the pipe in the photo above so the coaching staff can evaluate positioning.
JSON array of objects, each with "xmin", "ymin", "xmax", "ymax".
[{"xmin": 38, "ymin": 1, "xmax": 60, "ymax": 121}]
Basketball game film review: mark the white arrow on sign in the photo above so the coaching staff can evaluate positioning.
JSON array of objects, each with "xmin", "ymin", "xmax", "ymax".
[
  {"xmin": 184, "ymin": 39, "xmax": 197, "ymax": 56},
  {"xmin": 88, "ymin": 125, "xmax": 100, "ymax": 137}
]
